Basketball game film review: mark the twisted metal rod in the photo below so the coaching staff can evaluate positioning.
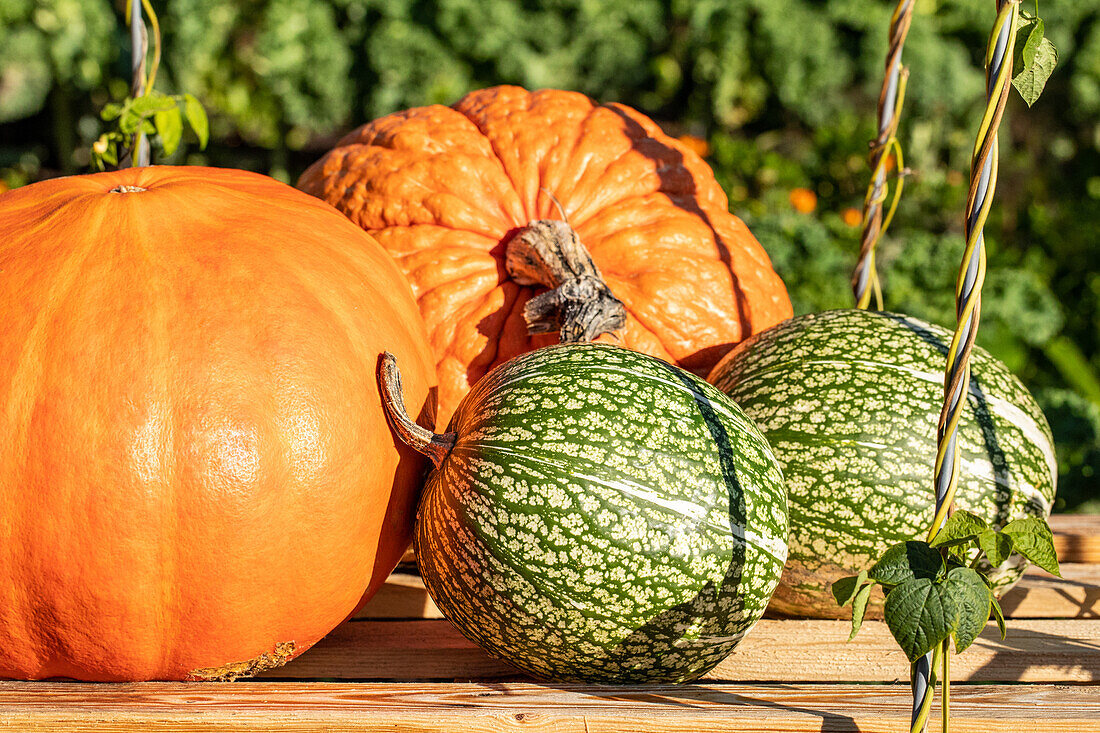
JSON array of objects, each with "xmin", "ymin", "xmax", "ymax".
[
  {"xmin": 910, "ymin": 2, "xmax": 1020, "ymax": 731},
  {"xmin": 853, "ymin": 0, "xmax": 917, "ymax": 310},
  {"xmin": 128, "ymin": 0, "xmax": 150, "ymax": 167}
]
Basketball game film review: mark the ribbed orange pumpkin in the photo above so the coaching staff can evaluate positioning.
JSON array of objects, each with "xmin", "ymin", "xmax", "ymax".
[
  {"xmin": 300, "ymin": 86, "xmax": 792, "ymax": 425},
  {"xmin": 0, "ymin": 167, "xmax": 436, "ymax": 681}
]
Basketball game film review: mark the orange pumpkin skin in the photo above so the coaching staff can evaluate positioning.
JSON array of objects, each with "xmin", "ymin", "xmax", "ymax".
[
  {"xmin": 0, "ymin": 167, "xmax": 436, "ymax": 681},
  {"xmin": 299, "ymin": 86, "xmax": 793, "ymax": 425}
]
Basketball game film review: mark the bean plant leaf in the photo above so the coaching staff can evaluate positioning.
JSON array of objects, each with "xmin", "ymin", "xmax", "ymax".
[
  {"xmin": 883, "ymin": 577, "xmax": 957, "ymax": 662},
  {"xmin": 931, "ymin": 510, "xmax": 988, "ymax": 546},
  {"xmin": 154, "ymin": 108, "xmax": 183, "ymax": 155},
  {"xmin": 869, "ymin": 541, "xmax": 945, "ymax": 587},
  {"xmin": 945, "ymin": 567, "xmax": 991, "ymax": 653},
  {"xmin": 129, "ymin": 93, "xmax": 177, "ymax": 117},
  {"xmin": 980, "ymin": 529, "xmax": 1014, "ymax": 567},
  {"xmin": 849, "ymin": 582, "xmax": 873, "ymax": 641},
  {"xmin": 832, "ymin": 570, "xmax": 868, "ymax": 606},
  {"xmin": 1001, "ymin": 517, "xmax": 1061, "ymax": 576},
  {"xmin": 183, "ymin": 94, "xmax": 209, "ymax": 149},
  {"xmin": 931, "ymin": 510, "xmax": 988, "ymax": 559},
  {"xmin": 101, "ymin": 103, "xmax": 124, "ymax": 121},
  {"xmin": 1014, "ymin": 12, "xmax": 1045, "ymax": 72},
  {"xmin": 118, "ymin": 108, "xmax": 143, "ymax": 135},
  {"xmin": 1013, "ymin": 37, "xmax": 1058, "ymax": 107}
]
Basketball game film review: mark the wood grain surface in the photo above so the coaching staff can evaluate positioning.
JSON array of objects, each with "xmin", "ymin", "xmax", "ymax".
[
  {"xmin": 2, "ymin": 682, "xmax": 1098, "ymax": 732},
  {"xmin": 361, "ymin": 517, "xmax": 1100, "ymax": 620},
  {"xmin": 263, "ymin": 618, "xmax": 1099, "ymax": 683},
  {"xmin": 359, "ymin": 564, "xmax": 1099, "ymax": 621},
  {"xmin": 1051, "ymin": 514, "xmax": 1100, "ymax": 564}
]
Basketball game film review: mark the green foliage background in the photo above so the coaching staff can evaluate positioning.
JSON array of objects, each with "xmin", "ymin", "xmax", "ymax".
[{"xmin": 1, "ymin": 0, "xmax": 1097, "ymax": 510}]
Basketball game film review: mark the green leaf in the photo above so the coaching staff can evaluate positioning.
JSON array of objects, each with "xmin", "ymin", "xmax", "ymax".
[
  {"xmin": 155, "ymin": 108, "xmax": 183, "ymax": 156},
  {"xmin": 832, "ymin": 570, "xmax": 867, "ymax": 606},
  {"xmin": 849, "ymin": 582, "xmax": 873, "ymax": 641},
  {"xmin": 883, "ymin": 577, "xmax": 957, "ymax": 663},
  {"xmin": 979, "ymin": 529, "xmax": 1014, "ymax": 567},
  {"xmin": 183, "ymin": 94, "xmax": 209, "ymax": 149},
  {"xmin": 1001, "ymin": 517, "xmax": 1061, "ymax": 576},
  {"xmin": 1012, "ymin": 37, "xmax": 1058, "ymax": 107},
  {"xmin": 931, "ymin": 510, "xmax": 988, "ymax": 547},
  {"xmin": 1023, "ymin": 18, "xmax": 1045, "ymax": 70},
  {"xmin": 931, "ymin": 511, "xmax": 987, "ymax": 560},
  {"xmin": 990, "ymin": 596, "xmax": 1007, "ymax": 640},
  {"xmin": 869, "ymin": 541, "xmax": 945, "ymax": 587},
  {"xmin": 100, "ymin": 102, "xmax": 123, "ymax": 122},
  {"xmin": 1014, "ymin": 13, "xmax": 1045, "ymax": 72},
  {"xmin": 129, "ymin": 93, "xmax": 177, "ymax": 117},
  {"xmin": 945, "ymin": 567, "xmax": 991, "ymax": 653},
  {"xmin": 118, "ymin": 109, "xmax": 144, "ymax": 135}
]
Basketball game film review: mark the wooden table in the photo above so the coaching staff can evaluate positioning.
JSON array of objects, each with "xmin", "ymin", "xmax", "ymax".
[{"xmin": 3, "ymin": 515, "xmax": 1098, "ymax": 732}]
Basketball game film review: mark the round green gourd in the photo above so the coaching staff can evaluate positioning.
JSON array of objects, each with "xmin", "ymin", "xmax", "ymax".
[
  {"xmin": 384, "ymin": 343, "xmax": 789, "ymax": 683},
  {"xmin": 708, "ymin": 309, "xmax": 1056, "ymax": 618}
]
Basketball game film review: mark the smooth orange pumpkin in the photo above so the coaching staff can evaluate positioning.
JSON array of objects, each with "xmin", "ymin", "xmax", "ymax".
[
  {"xmin": 300, "ymin": 86, "xmax": 792, "ymax": 425},
  {"xmin": 0, "ymin": 167, "xmax": 436, "ymax": 681}
]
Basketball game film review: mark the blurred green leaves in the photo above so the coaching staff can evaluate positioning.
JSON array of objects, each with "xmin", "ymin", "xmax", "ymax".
[{"xmin": 0, "ymin": 0, "xmax": 1096, "ymax": 508}]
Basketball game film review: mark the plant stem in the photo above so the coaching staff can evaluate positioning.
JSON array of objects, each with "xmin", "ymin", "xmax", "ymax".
[
  {"xmin": 504, "ymin": 220, "xmax": 626, "ymax": 343},
  {"xmin": 942, "ymin": 638, "xmax": 951, "ymax": 733},
  {"xmin": 378, "ymin": 352, "xmax": 455, "ymax": 468}
]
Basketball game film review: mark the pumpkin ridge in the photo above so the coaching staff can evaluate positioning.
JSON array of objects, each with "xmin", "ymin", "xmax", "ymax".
[
  {"xmin": 4, "ymin": 197, "xmax": 110, "ymax": 483},
  {"xmin": 421, "ymin": 280, "xmax": 512, "ymax": 375},
  {"xmin": 134, "ymin": 210, "xmax": 182, "ymax": 667},
  {"xmin": 532, "ymin": 102, "xmax": 627, "ymax": 228},
  {"xmin": 604, "ymin": 282, "xmax": 713, "ymax": 370},
  {"xmin": 477, "ymin": 282, "xmax": 527, "ymax": 378},
  {"xmin": 452, "ymin": 102, "xmax": 532, "ymax": 223},
  {"xmin": 300, "ymin": 87, "xmax": 793, "ymax": 426}
]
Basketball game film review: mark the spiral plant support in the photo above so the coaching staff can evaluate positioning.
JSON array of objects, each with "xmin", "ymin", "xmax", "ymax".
[
  {"xmin": 127, "ymin": 0, "xmax": 150, "ymax": 167},
  {"xmin": 910, "ymin": 2, "xmax": 1021, "ymax": 731},
  {"xmin": 853, "ymin": 0, "xmax": 916, "ymax": 310}
]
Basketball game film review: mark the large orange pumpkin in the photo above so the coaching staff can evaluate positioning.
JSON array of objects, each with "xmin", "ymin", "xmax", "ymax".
[
  {"xmin": 0, "ymin": 167, "xmax": 436, "ymax": 681},
  {"xmin": 300, "ymin": 86, "xmax": 792, "ymax": 424}
]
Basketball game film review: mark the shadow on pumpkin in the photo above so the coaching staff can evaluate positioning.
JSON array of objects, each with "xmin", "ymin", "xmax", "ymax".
[
  {"xmin": 467, "ymin": 105, "xmax": 756, "ymax": 394},
  {"xmin": 598, "ymin": 362, "xmax": 751, "ymax": 682},
  {"xmin": 359, "ymin": 366, "xmax": 440, "ymax": 616},
  {"xmin": 882, "ymin": 312, "xmax": 1014, "ymax": 525}
]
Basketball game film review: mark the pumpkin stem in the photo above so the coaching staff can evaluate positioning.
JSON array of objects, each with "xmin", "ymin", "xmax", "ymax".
[
  {"xmin": 505, "ymin": 220, "xmax": 626, "ymax": 344},
  {"xmin": 379, "ymin": 352, "xmax": 455, "ymax": 468}
]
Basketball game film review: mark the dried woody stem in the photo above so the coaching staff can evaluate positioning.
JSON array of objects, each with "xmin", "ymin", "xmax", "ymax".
[
  {"xmin": 505, "ymin": 220, "xmax": 626, "ymax": 344},
  {"xmin": 910, "ymin": 2, "xmax": 1020, "ymax": 732},
  {"xmin": 378, "ymin": 352, "xmax": 456, "ymax": 469},
  {"xmin": 852, "ymin": 0, "xmax": 916, "ymax": 310}
]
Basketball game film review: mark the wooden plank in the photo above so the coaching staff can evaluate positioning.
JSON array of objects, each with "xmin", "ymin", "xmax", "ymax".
[
  {"xmin": 391, "ymin": 516, "xmax": 1095, "ymax": 568},
  {"xmin": 710, "ymin": 618, "xmax": 1100, "ymax": 683},
  {"xmin": 1051, "ymin": 514, "xmax": 1100, "ymax": 564},
  {"xmin": 1, "ymin": 682, "xmax": 1097, "ymax": 732},
  {"xmin": 265, "ymin": 618, "xmax": 1100, "ymax": 683},
  {"xmin": 358, "ymin": 562, "xmax": 1100, "ymax": 621},
  {"xmin": 1000, "ymin": 564, "xmax": 1100, "ymax": 618},
  {"xmin": 356, "ymin": 573, "xmax": 443, "ymax": 619}
]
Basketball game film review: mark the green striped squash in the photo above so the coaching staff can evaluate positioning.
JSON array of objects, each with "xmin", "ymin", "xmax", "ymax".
[
  {"xmin": 708, "ymin": 309, "xmax": 1056, "ymax": 618},
  {"xmin": 413, "ymin": 343, "xmax": 789, "ymax": 683}
]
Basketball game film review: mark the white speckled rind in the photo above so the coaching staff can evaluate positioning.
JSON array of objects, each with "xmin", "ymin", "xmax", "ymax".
[
  {"xmin": 415, "ymin": 343, "xmax": 789, "ymax": 683},
  {"xmin": 708, "ymin": 309, "xmax": 1056, "ymax": 618}
]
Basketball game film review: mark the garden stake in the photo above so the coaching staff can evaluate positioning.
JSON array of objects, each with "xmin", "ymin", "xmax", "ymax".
[
  {"xmin": 853, "ymin": 0, "xmax": 916, "ymax": 310},
  {"xmin": 93, "ymin": 1, "xmax": 206, "ymax": 171},
  {"xmin": 910, "ymin": 2, "xmax": 1020, "ymax": 731},
  {"xmin": 127, "ymin": 0, "xmax": 150, "ymax": 167}
]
